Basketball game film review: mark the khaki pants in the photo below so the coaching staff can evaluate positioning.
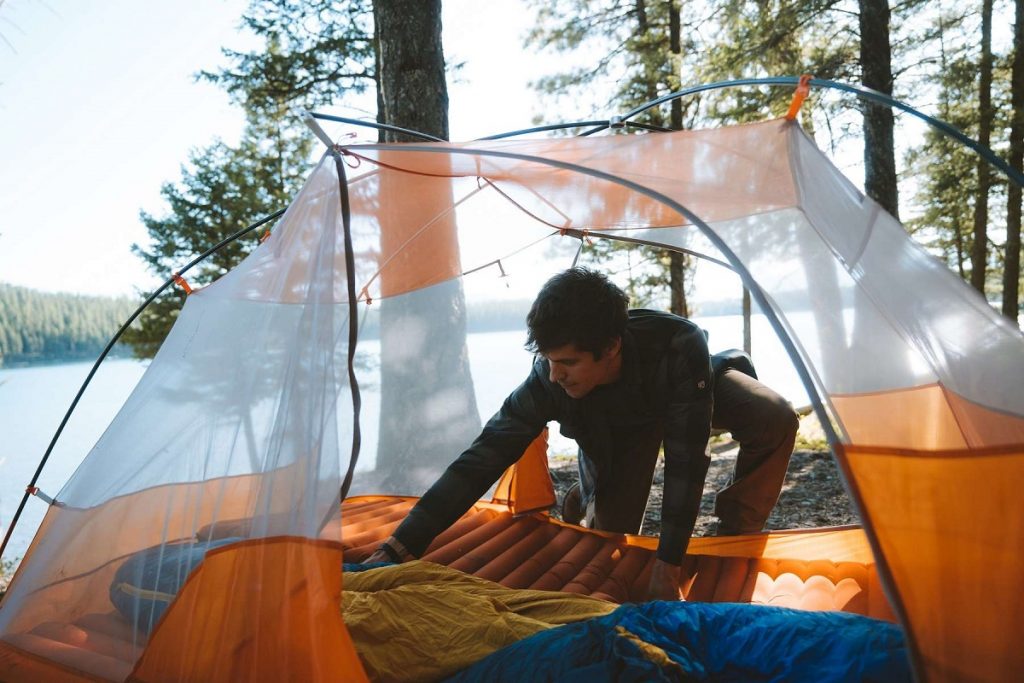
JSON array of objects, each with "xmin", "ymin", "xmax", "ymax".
[{"xmin": 581, "ymin": 368, "xmax": 798, "ymax": 535}]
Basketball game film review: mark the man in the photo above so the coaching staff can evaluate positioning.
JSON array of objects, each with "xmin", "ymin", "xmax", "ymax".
[{"xmin": 368, "ymin": 267, "xmax": 798, "ymax": 600}]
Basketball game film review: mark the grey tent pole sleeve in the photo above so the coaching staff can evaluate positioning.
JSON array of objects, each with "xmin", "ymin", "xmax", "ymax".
[
  {"xmin": 331, "ymin": 149, "xmax": 363, "ymax": 504},
  {"xmin": 304, "ymin": 111, "xmax": 337, "ymax": 149},
  {"xmin": 303, "ymin": 114, "xmax": 364, "ymax": 506}
]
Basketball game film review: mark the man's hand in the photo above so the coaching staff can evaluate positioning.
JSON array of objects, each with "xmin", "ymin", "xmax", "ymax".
[
  {"xmin": 363, "ymin": 535, "xmax": 414, "ymax": 564},
  {"xmin": 646, "ymin": 558, "xmax": 683, "ymax": 601}
]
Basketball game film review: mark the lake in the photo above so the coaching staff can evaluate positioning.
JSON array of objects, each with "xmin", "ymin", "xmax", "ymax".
[{"xmin": 0, "ymin": 315, "xmax": 807, "ymax": 564}]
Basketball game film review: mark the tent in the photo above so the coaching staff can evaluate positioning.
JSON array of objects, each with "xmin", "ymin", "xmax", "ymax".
[{"xmin": 0, "ymin": 80, "xmax": 1022, "ymax": 682}]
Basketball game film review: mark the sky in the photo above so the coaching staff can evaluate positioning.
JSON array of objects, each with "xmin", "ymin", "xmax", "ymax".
[{"xmin": 0, "ymin": 0, "xmax": 559, "ymax": 298}]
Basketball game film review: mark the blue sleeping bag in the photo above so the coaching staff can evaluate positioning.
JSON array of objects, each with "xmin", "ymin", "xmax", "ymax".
[
  {"xmin": 446, "ymin": 601, "xmax": 910, "ymax": 683},
  {"xmin": 110, "ymin": 535, "xmax": 394, "ymax": 636},
  {"xmin": 109, "ymin": 537, "xmax": 243, "ymax": 634}
]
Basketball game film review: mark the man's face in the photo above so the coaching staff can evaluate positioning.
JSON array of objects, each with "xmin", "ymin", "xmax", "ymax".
[{"xmin": 542, "ymin": 340, "xmax": 622, "ymax": 399}]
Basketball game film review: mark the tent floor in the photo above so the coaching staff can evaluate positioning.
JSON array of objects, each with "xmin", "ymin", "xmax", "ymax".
[{"xmin": 0, "ymin": 495, "xmax": 895, "ymax": 682}]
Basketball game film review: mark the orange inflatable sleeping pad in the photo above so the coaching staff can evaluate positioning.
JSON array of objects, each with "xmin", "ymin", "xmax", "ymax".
[{"xmin": 339, "ymin": 497, "xmax": 894, "ymax": 615}]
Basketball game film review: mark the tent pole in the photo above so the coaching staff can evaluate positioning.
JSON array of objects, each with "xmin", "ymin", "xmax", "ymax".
[
  {"xmin": 317, "ymin": 78, "xmax": 1023, "ymax": 192},
  {"xmin": 558, "ymin": 228, "xmax": 735, "ymax": 272},
  {"xmin": 608, "ymin": 77, "xmax": 1024, "ymax": 189},
  {"xmin": 310, "ymin": 112, "xmax": 445, "ymax": 142}
]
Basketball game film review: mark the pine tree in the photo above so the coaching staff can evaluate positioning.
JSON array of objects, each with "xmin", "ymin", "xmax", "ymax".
[
  {"xmin": 123, "ymin": 1, "xmax": 382, "ymax": 358},
  {"xmin": 859, "ymin": 0, "xmax": 899, "ymax": 219},
  {"xmin": 904, "ymin": 1, "xmax": 1015, "ymax": 305},
  {"xmin": 905, "ymin": 15, "xmax": 979, "ymax": 277},
  {"xmin": 0, "ymin": 283, "xmax": 134, "ymax": 366},
  {"xmin": 199, "ymin": 1, "xmax": 376, "ymax": 113},
  {"xmin": 123, "ymin": 104, "xmax": 313, "ymax": 357}
]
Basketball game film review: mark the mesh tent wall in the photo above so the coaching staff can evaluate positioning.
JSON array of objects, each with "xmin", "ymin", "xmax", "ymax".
[{"xmin": 0, "ymin": 117, "xmax": 1021, "ymax": 681}]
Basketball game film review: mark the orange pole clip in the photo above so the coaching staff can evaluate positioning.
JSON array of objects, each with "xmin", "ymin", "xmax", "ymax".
[
  {"xmin": 172, "ymin": 272, "xmax": 193, "ymax": 295},
  {"xmin": 785, "ymin": 74, "xmax": 813, "ymax": 121},
  {"xmin": 259, "ymin": 229, "xmax": 272, "ymax": 243}
]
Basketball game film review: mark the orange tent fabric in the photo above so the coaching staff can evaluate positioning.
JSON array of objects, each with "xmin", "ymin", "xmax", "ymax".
[{"xmin": 1, "ymin": 117, "xmax": 1022, "ymax": 681}]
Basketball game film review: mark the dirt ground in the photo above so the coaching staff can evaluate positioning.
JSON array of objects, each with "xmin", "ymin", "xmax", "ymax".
[{"xmin": 547, "ymin": 412, "xmax": 859, "ymax": 536}]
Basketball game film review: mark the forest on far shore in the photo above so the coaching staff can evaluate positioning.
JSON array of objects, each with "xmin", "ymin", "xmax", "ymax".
[{"xmin": 0, "ymin": 283, "xmax": 135, "ymax": 368}]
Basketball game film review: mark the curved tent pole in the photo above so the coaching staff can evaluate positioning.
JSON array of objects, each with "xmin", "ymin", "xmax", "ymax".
[
  {"xmin": 310, "ymin": 112, "xmax": 445, "ymax": 143},
  {"xmin": 552, "ymin": 77, "xmax": 1024, "ymax": 190},
  {"xmin": 630, "ymin": 77, "xmax": 1024, "ymax": 188},
  {"xmin": 315, "ymin": 77, "xmax": 1023, "ymax": 190},
  {"xmin": 578, "ymin": 120, "xmax": 674, "ymax": 137},
  {"xmin": 474, "ymin": 120, "xmax": 610, "ymax": 141},
  {"xmin": 0, "ymin": 209, "xmax": 286, "ymax": 567},
  {"xmin": 341, "ymin": 139, "xmax": 924, "ymax": 677},
  {"xmin": 620, "ymin": 121, "xmax": 675, "ymax": 133},
  {"xmin": 312, "ymin": 114, "xmax": 674, "ymax": 142},
  {"xmin": 476, "ymin": 119, "xmax": 672, "ymax": 141},
  {"xmin": 559, "ymin": 227, "xmax": 735, "ymax": 272}
]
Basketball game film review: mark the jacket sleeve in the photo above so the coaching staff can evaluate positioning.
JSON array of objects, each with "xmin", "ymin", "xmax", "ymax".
[
  {"xmin": 656, "ymin": 326, "xmax": 714, "ymax": 565},
  {"xmin": 391, "ymin": 361, "xmax": 555, "ymax": 557}
]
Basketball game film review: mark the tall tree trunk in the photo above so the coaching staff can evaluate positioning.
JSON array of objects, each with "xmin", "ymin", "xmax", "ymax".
[
  {"xmin": 859, "ymin": 0, "xmax": 899, "ymax": 220},
  {"xmin": 854, "ymin": 1, "xmax": 905, "ymax": 384},
  {"xmin": 375, "ymin": 0, "xmax": 449, "ymax": 140},
  {"xmin": 373, "ymin": 0, "xmax": 481, "ymax": 491},
  {"xmin": 972, "ymin": 0, "xmax": 994, "ymax": 294},
  {"xmin": 1004, "ymin": 0, "xmax": 1023, "ymax": 324},
  {"xmin": 669, "ymin": 251, "xmax": 689, "ymax": 317},
  {"xmin": 373, "ymin": 16, "xmax": 386, "ymax": 144},
  {"xmin": 666, "ymin": 0, "xmax": 689, "ymax": 318},
  {"xmin": 668, "ymin": 0, "xmax": 682, "ymax": 130}
]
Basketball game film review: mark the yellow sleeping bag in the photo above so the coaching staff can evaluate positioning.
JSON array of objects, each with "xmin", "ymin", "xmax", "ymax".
[{"xmin": 341, "ymin": 561, "xmax": 617, "ymax": 682}]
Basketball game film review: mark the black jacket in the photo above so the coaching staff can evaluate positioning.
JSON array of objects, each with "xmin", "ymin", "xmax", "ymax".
[{"xmin": 391, "ymin": 309, "xmax": 714, "ymax": 564}]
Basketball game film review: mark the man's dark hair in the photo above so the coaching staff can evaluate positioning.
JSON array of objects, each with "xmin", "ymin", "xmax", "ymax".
[{"xmin": 526, "ymin": 267, "xmax": 629, "ymax": 357}]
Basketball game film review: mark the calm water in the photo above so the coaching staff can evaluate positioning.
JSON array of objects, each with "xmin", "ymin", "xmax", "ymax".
[
  {"xmin": 0, "ymin": 316, "xmax": 806, "ymax": 565},
  {"xmin": 0, "ymin": 359, "xmax": 148, "ymax": 560}
]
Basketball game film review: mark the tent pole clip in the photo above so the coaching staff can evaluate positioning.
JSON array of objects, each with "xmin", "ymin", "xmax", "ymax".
[
  {"xmin": 172, "ymin": 272, "xmax": 193, "ymax": 295},
  {"xmin": 26, "ymin": 486, "xmax": 62, "ymax": 507},
  {"xmin": 609, "ymin": 115, "xmax": 624, "ymax": 129},
  {"xmin": 785, "ymin": 74, "xmax": 813, "ymax": 121}
]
